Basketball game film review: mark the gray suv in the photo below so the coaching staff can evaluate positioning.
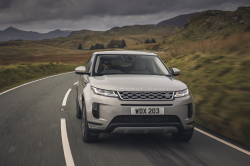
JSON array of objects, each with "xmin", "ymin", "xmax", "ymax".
[{"xmin": 75, "ymin": 51, "xmax": 195, "ymax": 143}]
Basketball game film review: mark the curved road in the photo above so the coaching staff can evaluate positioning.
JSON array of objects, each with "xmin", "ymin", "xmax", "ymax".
[{"xmin": 0, "ymin": 72, "xmax": 250, "ymax": 166}]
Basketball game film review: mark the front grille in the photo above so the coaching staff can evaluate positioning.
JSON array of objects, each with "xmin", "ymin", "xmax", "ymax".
[
  {"xmin": 117, "ymin": 91, "xmax": 174, "ymax": 100},
  {"xmin": 111, "ymin": 115, "xmax": 180, "ymax": 123}
]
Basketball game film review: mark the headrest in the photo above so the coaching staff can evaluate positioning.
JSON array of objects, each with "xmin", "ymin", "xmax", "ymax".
[{"xmin": 134, "ymin": 60, "xmax": 146, "ymax": 71}]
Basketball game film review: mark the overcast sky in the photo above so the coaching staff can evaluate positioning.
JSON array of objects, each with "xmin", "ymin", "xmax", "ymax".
[{"xmin": 0, "ymin": 0, "xmax": 249, "ymax": 33}]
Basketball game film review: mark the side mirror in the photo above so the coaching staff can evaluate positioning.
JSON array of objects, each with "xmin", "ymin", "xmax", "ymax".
[
  {"xmin": 75, "ymin": 66, "xmax": 89, "ymax": 75},
  {"xmin": 171, "ymin": 68, "xmax": 180, "ymax": 76}
]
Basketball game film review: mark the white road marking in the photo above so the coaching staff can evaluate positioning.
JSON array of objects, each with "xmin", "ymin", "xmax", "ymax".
[
  {"xmin": 0, "ymin": 71, "xmax": 74, "ymax": 96},
  {"xmin": 61, "ymin": 118, "xmax": 75, "ymax": 166},
  {"xmin": 195, "ymin": 127, "xmax": 250, "ymax": 156},
  {"xmin": 73, "ymin": 81, "xmax": 77, "ymax": 85},
  {"xmin": 62, "ymin": 88, "xmax": 72, "ymax": 106}
]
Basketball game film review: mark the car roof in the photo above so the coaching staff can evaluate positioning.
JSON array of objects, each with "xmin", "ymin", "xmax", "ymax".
[{"xmin": 93, "ymin": 50, "xmax": 157, "ymax": 56}]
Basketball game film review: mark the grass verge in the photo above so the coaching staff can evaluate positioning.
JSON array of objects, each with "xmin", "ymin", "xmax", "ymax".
[
  {"xmin": 160, "ymin": 33, "xmax": 250, "ymax": 147},
  {"xmin": 0, "ymin": 63, "xmax": 81, "ymax": 92}
]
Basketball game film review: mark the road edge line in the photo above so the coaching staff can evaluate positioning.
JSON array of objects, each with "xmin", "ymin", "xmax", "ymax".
[
  {"xmin": 0, "ymin": 71, "xmax": 74, "ymax": 96},
  {"xmin": 195, "ymin": 127, "xmax": 250, "ymax": 156},
  {"xmin": 62, "ymin": 88, "xmax": 72, "ymax": 106},
  {"xmin": 61, "ymin": 118, "xmax": 75, "ymax": 166}
]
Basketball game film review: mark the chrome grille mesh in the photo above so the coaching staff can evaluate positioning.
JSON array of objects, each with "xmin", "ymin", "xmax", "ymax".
[{"xmin": 117, "ymin": 91, "xmax": 174, "ymax": 100}]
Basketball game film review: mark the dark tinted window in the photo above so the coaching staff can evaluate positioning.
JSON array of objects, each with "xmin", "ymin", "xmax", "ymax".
[{"xmin": 92, "ymin": 54, "xmax": 170, "ymax": 76}]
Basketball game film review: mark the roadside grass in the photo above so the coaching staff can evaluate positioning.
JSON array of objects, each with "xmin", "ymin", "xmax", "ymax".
[
  {"xmin": 0, "ymin": 40, "xmax": 114, "ymax": 92},
  {"xmin": 160, "ymin": 32, "xmax": 250, "ymax": 147},
  {"xmin": 0, "ymin": 42, "xmax": 98, "ymax": 65},
  {"xmin": 0, "ymin": 63, "xmax": 82, "ymax": 92},
  {"xmin": 164, "ymin": 33, "xmax": 250, "ymax": 56}
]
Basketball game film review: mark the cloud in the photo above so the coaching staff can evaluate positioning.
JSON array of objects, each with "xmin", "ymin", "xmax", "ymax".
[
  {"xmin": 0, "ymin": 0, "xmax": 249, "ymax": 32},
  {"xmin": 0, "ymin": 0, "xmax": 13, "ymax": 9}
]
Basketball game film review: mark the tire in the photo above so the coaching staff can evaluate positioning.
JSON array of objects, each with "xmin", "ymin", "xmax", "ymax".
[
  {"xmin": 76, "ymin": 92, "xmax": 82, "ymax": 119},
  {"xmin": 81, "ymin": 100, "xmax": 99, "ymax": 143},
  {"xmin": 171, "ymin": 127, "xmax": 194, "ymax": 142}
]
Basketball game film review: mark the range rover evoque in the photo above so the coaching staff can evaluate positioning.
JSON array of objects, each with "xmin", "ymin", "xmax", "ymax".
[{"xmin": 75, "ymin": 51, "xmax": 195, "ymax": 143}]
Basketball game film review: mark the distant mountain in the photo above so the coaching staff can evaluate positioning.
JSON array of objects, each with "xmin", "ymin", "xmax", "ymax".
[
  {"xmin": 157, "ymin": 12, "xmax": 201, "ymax": 27},
  {"xmin": 0, "ymin": 27, "xmax": 72, "ymax": 42},
  {"xmin": 42, "ymin": 29, "xmax": 72, "ymax": 39},
  {"xmin": 68, "ymin": 13, "xmax": 203, "ymax": 37},
  {"xmin": 4, "ymin": 26, "xmax": 24, "ymax": 33},
  {"xmin": 68, "ymin": 29, "xmax": 103, "ymax": 37},
  {"xmin": 103, "ymin": 25, "xmax": 180, "ymax": 36}
]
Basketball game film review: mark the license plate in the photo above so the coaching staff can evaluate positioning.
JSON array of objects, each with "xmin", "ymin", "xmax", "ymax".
[{"xmin": 131, "ymin": 107, "xmax": 164, "ymax": 115}]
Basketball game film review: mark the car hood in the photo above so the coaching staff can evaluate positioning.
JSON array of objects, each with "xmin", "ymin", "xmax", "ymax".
[{"xmin": 89, "ymin": 75, "xmax": 187, "ymax": 91}]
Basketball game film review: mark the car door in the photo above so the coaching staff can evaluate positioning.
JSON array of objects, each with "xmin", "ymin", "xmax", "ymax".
[{"xmin": 78, "ymin": 54, "xmax": 94, "ymax": 110}]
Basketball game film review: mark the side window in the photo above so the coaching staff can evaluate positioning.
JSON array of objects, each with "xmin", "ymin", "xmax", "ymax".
[
  {"xmin": 86, "ymin": 57, "xmax": 90, "ymax": 70},
  {"xmin": 88, "ymin": 54, "xmax": 95, "ymax": 72}
]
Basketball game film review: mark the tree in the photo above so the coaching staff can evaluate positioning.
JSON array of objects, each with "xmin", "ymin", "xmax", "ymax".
[
  {"xmin": 121, "ymin": 39, "xmax": 126, "ymax": 48},
  {"xmin": 151, "ymin": 38, "xmax": 156, "ymax": 43},
  {"xmin": 107, "ymin": 39, "xmax": 127, "ymax": 48},
  {"xmin": 78, "ymin": 43, "xmax": 82, "ymax": 50},
  {"xmin": 107, "ymin": 39, "xmax": 115, "ymax": 48},
  {"xmin": 144, "ymin": 38, "xmax": 150, "ymax": 44},
  {"xmin": 93, "ymin": 43, "xmax": 105, "ymax": 49},
  {"xmin": 107, "ymin": 39, "xmax": 121, "ymax": 48},
  {"xmin": 100, "ymin": 44, "xmax": 105, "ymax": 49},
  {"xmin": 90, "ymin": 45, "xmax": 95, "ymax": 50},
  {"xmin": 95, "ymin": 43, "xmax": 101, "ymax": 49}
]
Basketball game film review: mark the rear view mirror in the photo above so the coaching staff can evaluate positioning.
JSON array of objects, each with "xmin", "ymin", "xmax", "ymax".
[
  {"xmin": 171, "ymin": 68, "xmax": 180, "ymax": 76},
  {"xmin": 75, "ymin": 66, "xmax": 88, "ymax": 75}
]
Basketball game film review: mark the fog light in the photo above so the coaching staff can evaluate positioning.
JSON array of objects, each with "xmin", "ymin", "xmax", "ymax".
[
  {"xmin": 187, "ymin": 103, "xmax": 193, "ymax": 118},
  {"xmin": 92, "ymin": 102, "xmax": 99, "ymax": 119}
]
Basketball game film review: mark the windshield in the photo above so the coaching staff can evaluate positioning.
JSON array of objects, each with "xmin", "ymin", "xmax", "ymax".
[{"xmin": 92, "ymin": 54, "xmax": 170, "ymax": 76}]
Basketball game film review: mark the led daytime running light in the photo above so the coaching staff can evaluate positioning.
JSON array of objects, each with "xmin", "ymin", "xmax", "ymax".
[
  {"xmin": 175, "ymin": 89, "xmax": 189, "ymax": 97},
  {"xmin": 91, "ymin": 87, "xmax": 118, "ymax": 97}
]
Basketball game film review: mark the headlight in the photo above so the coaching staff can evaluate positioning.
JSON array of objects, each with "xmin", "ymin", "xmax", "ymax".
[
  {"xmin": 91, "ymin": 87, "xmax": 118, "ymax": 97},
  {"xmin": 174, "ymin": 89, "xmax": 189, "ymax": 97}
]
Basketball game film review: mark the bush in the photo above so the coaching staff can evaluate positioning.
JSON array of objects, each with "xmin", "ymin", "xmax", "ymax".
[
  {"xmin": 78, "ymin": 43, "xmax": 82, "ymax": 50},
  {"xmin": 144, "ymin": 38, "xmax": 150, "ymax": 44},
  {"xmin": 151, "ymin": 38, "xmax": 156, "ymax": 43}
]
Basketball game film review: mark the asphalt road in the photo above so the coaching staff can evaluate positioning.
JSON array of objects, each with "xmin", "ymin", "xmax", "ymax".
[{"xmin": 0, "ymin": 72, "xmax": 250, "ymax": 166}]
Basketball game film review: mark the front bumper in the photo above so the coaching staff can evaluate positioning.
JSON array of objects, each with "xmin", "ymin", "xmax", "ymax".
[{"xmin": 83, "ymin": 84, "xmax": 195, "ymax": 133}]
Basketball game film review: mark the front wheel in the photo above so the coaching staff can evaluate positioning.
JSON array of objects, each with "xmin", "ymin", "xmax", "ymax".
[
  {"xmin": 81, "ymin": 100, "xmax": 99, "ymax": 143},
  {"xmin": 171, "ymin": 127, "xmax": 194, "ymax": 142}
]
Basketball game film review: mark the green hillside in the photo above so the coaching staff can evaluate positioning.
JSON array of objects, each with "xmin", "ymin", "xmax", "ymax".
[
  {"xmin": 32, "ymin": 25, "xmax": 181, "ymax": 49},
  {"xmin": 155, "ymin": 6, "xmax": 250, "ymax": 50},
  {"xmin": 159, "ymin": 32, "xmax": 250, "ymax": 147},
  {"xmin": 0, "ymin": 24, "xmax": 181, "ymax": 65}
]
